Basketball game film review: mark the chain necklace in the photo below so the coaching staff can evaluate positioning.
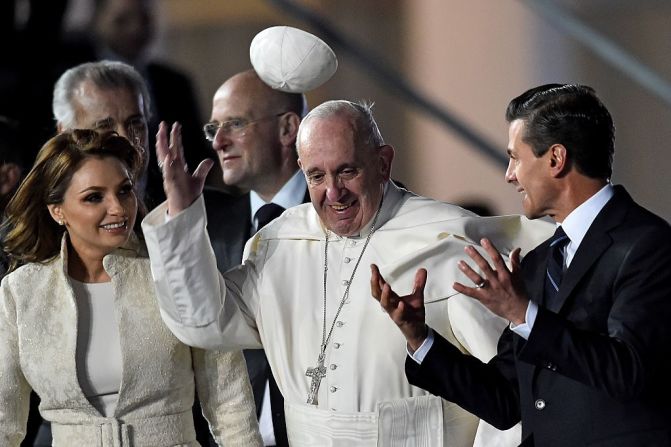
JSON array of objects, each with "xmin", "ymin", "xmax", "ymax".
[{"xmin": 305, "ymin": 198, "xmax": 383, "ymax": 406}]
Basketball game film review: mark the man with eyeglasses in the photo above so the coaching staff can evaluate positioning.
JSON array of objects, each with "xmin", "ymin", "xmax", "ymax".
[
  {"xmin": 143, "ymin": 98, "xmax": 553, "ymax": 446},
  {"xmin": 200, "ymin": 69, "xmax": 308, "ymax": 447}
]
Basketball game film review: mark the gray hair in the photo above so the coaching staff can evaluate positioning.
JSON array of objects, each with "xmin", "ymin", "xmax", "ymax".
[
  {"xmin": 53, "ymin": 60, "xmax": 151, "ymax": 128},
  {"xmin": 298, "ymin": 100, "xmax": 385, "ymax": 151}
]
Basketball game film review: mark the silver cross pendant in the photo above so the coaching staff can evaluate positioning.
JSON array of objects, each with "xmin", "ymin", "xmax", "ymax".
[{"xmin": 305, "ymin": 353, "xmax": 327, "ymax": 405}]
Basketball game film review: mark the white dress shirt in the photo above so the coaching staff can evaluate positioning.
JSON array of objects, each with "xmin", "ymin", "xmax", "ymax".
[{"xmin": 509, "ymin": 183, "xmax": 614, "ymax": 339}]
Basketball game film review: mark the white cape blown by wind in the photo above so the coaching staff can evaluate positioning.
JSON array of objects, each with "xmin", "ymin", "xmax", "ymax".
[{"xmin": 250, "ymin": 26, "xmax": 338, "ymax": 93}]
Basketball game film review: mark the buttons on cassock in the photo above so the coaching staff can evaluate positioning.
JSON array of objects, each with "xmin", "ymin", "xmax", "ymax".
[{"xmin": 535, "ymin": 399, "xmax": 546, "ymax": 410}]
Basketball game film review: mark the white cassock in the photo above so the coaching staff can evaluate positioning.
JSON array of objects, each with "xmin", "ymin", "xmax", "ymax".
[{"xmin": 142, "ymin": 182, "xmax": 552, "ymax": 446}]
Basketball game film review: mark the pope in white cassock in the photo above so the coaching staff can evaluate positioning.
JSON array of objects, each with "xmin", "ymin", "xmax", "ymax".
[{"xmin": 142, "ymin": 101, "xmax": 552, "ymax": 446}]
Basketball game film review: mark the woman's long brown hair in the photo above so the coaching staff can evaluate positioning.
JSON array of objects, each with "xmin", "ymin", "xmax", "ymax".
[{"xmin": 2, "ymin": 129, "xmax": 145, "ymax": 272}]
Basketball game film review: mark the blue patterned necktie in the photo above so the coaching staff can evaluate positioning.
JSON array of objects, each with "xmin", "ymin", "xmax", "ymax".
[{"xmin": 544, "ymin": 226, "xmax": 570, "ymax": 302}]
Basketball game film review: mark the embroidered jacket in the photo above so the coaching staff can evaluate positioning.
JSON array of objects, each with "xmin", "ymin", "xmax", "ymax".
[{"xmin": 0, "ymin": 236, "xmax": 262, "ymax": 446}]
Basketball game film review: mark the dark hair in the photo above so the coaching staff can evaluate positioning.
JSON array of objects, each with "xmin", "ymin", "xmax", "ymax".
[
  {"xmin": 3, "ymin": 129, "xmax": 145, "ymax": 270},
  {"xmin": 505, "ymin": 84, "xmax": 614, "ymax": 179}
]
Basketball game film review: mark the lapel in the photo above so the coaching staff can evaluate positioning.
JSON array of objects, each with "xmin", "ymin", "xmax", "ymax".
[
  {"xmin": 204, "ymin": 189, "xmax": 252, "ymax": 269},
  {"xmin": 232, "ymin": 195, "xmax": 252, "ymax": 260},
  {"xmin": 102, "ymin": 241, "xmax": 145, "ymax": 416},
  {"xmin": 525, "ymin": 243, "xmax": 551, "ymax": 308},
  {"xmin": 548, "ymin": 186, "xmax": 631, "ymax": 313}
]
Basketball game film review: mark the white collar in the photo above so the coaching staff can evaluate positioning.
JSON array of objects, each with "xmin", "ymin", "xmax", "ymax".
[{"xmin": 559, "ymin": 183, "xmax": 614, "ymax": 265}]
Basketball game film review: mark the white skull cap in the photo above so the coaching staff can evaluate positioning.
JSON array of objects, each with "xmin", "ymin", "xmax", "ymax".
[{"xmin": 250, "ymin": 26, "xmax": 338, "ymax": 93}]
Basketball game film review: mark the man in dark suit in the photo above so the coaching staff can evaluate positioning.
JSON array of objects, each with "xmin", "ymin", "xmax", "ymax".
[
  {"xmin": 202, "ymin": 69, "xmax": 308, "ymax": 447},
  {"xmin": 371, "ymin": 84, "xmax": 671, "ymax": 446}
]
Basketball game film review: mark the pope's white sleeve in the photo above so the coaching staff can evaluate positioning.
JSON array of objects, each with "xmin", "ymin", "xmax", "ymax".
[{"xmin": 142, "ymin": 197, "xmax": 262, "ymax": 350}]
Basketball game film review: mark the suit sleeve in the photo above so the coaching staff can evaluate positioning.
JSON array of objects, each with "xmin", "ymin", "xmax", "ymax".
[
  {"xmin": 406, "ymin": 329, "xmax": 521, "ymax": 430},
  {"xmin": 518, "ymin": 227, "xmax": 671, "ymax": 399},
  {"xmin": 142, "ymin": 196, "xmax": 263, "ymax": 350},
  {"xmin": 192, "ymin": 347, "xmax": 263, "ymax": 446},
  {"xmin": 0, "ymin": 280, "xmax": 31, "ymax": 446}
]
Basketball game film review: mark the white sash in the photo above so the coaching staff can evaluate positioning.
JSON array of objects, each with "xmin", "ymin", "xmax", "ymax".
[{"xmin": 285, "ymin": 395, "xmax": 478, "ymax": 446}]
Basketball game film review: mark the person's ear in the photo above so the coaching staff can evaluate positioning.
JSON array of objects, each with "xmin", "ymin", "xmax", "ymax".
[
  {"xmin": 279, "ymin": 112, "xmax": 300, "ymax": 147},
  {"xmin": 378, "ymin": 145, "xmax": 395, "ymax": 180},
  {"xmin": 548, "ymin": 144, "xmax": 568, "ymax": 177},
  {"xmin": 47, "ymin": 204, "xmax": 66, "ymax": 226}
]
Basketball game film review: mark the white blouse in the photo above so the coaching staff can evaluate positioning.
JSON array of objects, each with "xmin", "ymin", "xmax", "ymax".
[{"xmin": 70, "ymin": 278, "xmax": 122, "ymax": 417}]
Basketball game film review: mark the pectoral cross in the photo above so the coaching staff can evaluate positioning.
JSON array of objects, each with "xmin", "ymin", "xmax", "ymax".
[{"xmin": 305, "ymin": 352, "xmax": 327, "ymax": 405}]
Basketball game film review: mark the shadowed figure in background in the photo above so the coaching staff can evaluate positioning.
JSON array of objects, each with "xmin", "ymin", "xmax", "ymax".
[
  {"xmin": 68, "ymin": 0, "xmax": 215, "ymax": 202},
  {"xmin": 0, "ymin": 0, "xmax": 82, "ymax": 168}
]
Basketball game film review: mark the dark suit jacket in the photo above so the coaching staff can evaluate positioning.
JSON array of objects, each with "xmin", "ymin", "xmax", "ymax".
[
  {"xmin": 203, "ymin": 186, "xmax": 311, "ymax": 273},
  {"xmin": 203, "ymin": 188, "xmax": 253, "ymax": 274},
  {"xmin": 406, "ymin": 186, "xmax": 671, "ymax": 447},
  {"xmin": 203, "ymin": 186, "xmax": 310, "ymax": 447},
  {"xmin": 142, "ymin": 62, "xmax": 213, "ymax": 210}
]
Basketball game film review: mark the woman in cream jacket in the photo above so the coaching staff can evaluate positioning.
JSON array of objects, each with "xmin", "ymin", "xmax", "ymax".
[{"xmin": 0, "ymin": 130, "xmax": 262, "ymax": 446}]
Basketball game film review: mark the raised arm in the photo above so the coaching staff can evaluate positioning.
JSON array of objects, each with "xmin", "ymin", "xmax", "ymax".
[{"xmin": 143, "ymin": 122, "xmax": 262, "ymax": 350}]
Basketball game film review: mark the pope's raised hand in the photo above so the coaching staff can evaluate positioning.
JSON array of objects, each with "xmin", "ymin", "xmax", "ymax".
[
  {"xmin": 370, "ymin": 264, "xmax": 428, "ymax": 351},
  {"xmin": 156, "ymin": 121, "xmax": 214, "ymax": 216}
]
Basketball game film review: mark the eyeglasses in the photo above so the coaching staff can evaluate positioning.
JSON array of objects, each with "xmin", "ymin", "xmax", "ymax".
[{"xmin": 202, "ymin": 112, "xmax": 288, "ymax": 141}]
